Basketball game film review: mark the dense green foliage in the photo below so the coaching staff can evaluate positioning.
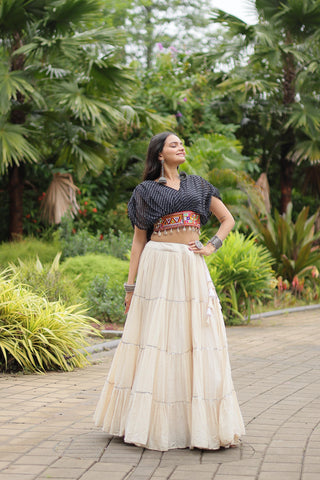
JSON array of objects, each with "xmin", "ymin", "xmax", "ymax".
[
  {"xmin": 206, "ymin": 232, "xmax": 275, "ymax": 323},
  {"xmin": 210, "ymin": 0, "xmax": 320, "ymax": 212},
  {"xmin": 58, "ymin": 218, "xmax": 131, "ymax": 259},
  {"xmin": 246, "ymin": 203, "xmax": 320, "ymax": 282},
  {"xmin": 2, "ymin": 0, "xmax": 319, "ymax": 240},
  {"xmin": 86, "ymin": 275, "xmax": 126, "ymax": 323}
]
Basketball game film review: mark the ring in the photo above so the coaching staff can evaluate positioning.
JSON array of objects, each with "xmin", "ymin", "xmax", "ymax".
[{"xmin": 195, "ymin": 240, "xmax": 203, "ymax": 249}]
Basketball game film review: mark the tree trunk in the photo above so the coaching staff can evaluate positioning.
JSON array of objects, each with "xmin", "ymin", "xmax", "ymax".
[
  {"xmin": 8, "ymin": 165, "xmax": 25, "ymax": 240},
  {"xmin": 145, "ymin": 5, "xmax": 153, "ymax": 69},
  {"xmin": 280, "ymin": 157, "xmax": 294, "ymax": 213},
  {"xmin": 280, "ymin": 32, "xmax": 296, "ymax": 213},
  {"xmin": 8, "ymin": 32, "xmax": 26, "ymax": 240}
]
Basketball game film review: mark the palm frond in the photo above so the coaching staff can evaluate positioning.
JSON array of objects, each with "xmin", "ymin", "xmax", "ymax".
[
  {"xmin": 217, "ymin": 75, "xmax": 278, "ymax": 98},
  {"xmin": 0, "ymin": 56, "xmax": 36, "ymax": 114},
  {"xmin": 40, "ymin": 64, "xmax": 71, "ymax": 79},
  {"xmin": 44, "ymin": 0, "xmax": 102, "ymax": 32},
  {"xmin": 285, "ymin": 102, "xmax": 320, "ymax": 133},
  {"xmin": 56, "ymin": 139, "xmax": 108, "ymax": 178},
  {"xmin": 0, "ymin": 0, "xmax": 29, "ymax": 35},
  {"xmin": 15, "ymin": 27, "xmax": 122, "ymax": 61},
  {"xmin": 211, "ymin": 9, "xmax": 255, "ymax": 39},
  {"xmin": 291, "ymin": 138, "xmax": 320, "ymax": 165},
  {"xmin": 40, "ymin": 173, "xmax": 79, "ymax": 224},
  {"xmin": 50, "ymin": 81, "xmax": 124, "ymax": 128},
  {"xmin": 0, "ymin": 119, "xmax": 39, "ymax": 173},
  {"xmin": 273, "ymin": 0, "xmax": 320, "ymax": 36}
]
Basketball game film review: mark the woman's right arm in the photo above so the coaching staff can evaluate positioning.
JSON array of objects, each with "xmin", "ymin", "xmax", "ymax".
[{"xmin": 124, "ymin": 226, "xmax": 148, "ymax": 314}]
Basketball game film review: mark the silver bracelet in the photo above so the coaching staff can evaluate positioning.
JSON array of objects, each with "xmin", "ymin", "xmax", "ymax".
[
  {"xmin": 207, "ymin": 235, "xmax": 223, "ymax": 251},
  {"xmin": 124, "ymin": 282, "xmax": 135, "ymax": 293}
]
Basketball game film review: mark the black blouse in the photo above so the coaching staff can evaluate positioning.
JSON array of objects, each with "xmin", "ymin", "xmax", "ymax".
[{"xmin": 127, "ymin": 174, "xmax": 221, "ymax": 240}]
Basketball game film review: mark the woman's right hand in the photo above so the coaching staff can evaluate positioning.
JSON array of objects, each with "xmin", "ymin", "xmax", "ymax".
[{"xmin": 124, "ymin": 291, "xmax": 134, "ymax": 314}]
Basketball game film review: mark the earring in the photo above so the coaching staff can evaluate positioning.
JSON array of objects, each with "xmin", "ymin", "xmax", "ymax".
[{"xmin": 158, "ymin": 159, "xmax": 167, "ymax": 184}]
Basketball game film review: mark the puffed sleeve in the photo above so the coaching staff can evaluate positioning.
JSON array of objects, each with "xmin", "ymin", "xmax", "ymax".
[
  {"xmin": 207, "ymin": 181, "xmax": 221, "ymax": 201},
  {"xmin": 127, "ymin": 184, "xmax": 150, "ymax": 230},
  {"xmin": 200, "ymin": 177, "xmax": 222, "ymax": 218}
]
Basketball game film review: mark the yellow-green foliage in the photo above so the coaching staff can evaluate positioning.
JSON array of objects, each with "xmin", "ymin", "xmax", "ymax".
[
  {"xmin": 0, "ymin": 271, "xmax": 97, "ymax": 373},
  {"xmin": 8, "ymin": 253, "xmax": 80, "ymax": 305},
  {"xmin": 0, "ymin": 238, "xmax": 59, "ymax": 267},
  {"xmin": 61, "ymin": 254, "xmax": 129, "ymax": 292}
]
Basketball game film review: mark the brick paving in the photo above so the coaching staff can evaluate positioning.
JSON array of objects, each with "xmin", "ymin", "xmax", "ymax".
[{"xmin": 0, "ymin": 309, "xmax": 320, "ymax": 480}]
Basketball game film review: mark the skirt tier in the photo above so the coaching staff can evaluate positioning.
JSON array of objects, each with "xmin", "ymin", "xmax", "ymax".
[{"xmin": 94, "ymin": 241, "xmax": 245, "ymax": 451}]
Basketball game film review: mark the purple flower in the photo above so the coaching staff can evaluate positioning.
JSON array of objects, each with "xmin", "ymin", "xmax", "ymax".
[
  {"xmin": 183, "ymin": 97, "xmax": 187, "ymax": 102},
  {"xmin": 169, "ymin": 46, "xmax": 178, "ymax": 52},
  {"xmin": 156, "ymin": 43, "xmax": 164, "ymax": 51},
  {"xmin": 176, "ymin": 111, "xmax": 183, "ymax": 118}
]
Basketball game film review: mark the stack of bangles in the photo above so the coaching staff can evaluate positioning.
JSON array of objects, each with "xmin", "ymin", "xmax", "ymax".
[
  {"xmin": 124, "ymin": 283, "xmax": 135, "ymax": 293},
  {"xmin": 195, "ymin": 234, "xmax": 223, "ymax": 251}
]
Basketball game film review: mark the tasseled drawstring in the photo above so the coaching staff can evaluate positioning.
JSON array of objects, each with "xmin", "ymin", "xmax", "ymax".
[
  {"xmin": 206, "ymin": 293, "xmax": 214, "ymax": 325},
  {"xmin": 206, "ymin": 269, "xmax": 216, "ymax": 325}
]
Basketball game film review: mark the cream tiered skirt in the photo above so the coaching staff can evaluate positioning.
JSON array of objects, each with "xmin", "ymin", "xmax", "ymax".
[{"xmin": 94, "ymin": 241, "xmax": 245, "ymax": 451}]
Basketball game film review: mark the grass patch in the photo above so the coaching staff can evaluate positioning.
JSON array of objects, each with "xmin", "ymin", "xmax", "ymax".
[{"xmin": 0, "ymin": 238, "xmax": 60, "ymax": 267}]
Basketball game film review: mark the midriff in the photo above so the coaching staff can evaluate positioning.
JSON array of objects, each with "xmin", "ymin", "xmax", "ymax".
[{"xmin": 151, "ymin": 228, "xmax": 200, "ymax": 245}]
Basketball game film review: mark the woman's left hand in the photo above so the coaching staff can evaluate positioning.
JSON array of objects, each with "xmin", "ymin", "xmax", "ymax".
[{"xmin": 188, "ymin": 241, "xmax": 215, "ymax": 257}]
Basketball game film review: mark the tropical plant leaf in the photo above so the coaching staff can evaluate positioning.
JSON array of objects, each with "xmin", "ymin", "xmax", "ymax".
[{"xmin": 0, "ymin": 120, "xmax": 39, "ymax": 173}]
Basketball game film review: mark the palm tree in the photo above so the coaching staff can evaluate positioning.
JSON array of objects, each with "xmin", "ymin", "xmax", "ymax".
[
  {"xmin": 210, "ymin": 0, "xmax": 320, "ymax": 213},
  {"xmin": 0, "ymin": 0, "xmax": 133, "ymax": 238}
]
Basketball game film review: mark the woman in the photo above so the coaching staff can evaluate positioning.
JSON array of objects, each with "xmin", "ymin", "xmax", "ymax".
[{"xmin": 94, "ymin": 132, "xmax": 245, "ymax": 451}]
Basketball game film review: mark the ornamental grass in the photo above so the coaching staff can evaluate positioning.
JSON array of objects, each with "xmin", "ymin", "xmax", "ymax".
[{"xmin": 0, "ymin": 270, "xmax": 97, "ymax": 373}]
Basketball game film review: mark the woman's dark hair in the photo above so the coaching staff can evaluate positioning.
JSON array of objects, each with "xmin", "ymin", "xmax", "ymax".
[{"xmin": 143, "ymin": 131, "xmax": 174, "ymax": 181}]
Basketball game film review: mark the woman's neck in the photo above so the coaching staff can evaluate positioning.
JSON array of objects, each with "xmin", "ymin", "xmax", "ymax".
[{"xmin": 163, "ymin": 166, "xmax": 179, "ymax": 181}]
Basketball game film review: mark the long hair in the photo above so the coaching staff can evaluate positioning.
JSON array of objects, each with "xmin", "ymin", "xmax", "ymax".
[{"xmin": 142, "ymin": 132, "xmax": 174, "ymax": 181}]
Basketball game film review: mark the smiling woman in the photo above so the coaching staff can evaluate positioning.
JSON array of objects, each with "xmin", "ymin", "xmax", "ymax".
[{"xmin": 94, "ymin": 131, "xmax": 245, "ymax": 451}]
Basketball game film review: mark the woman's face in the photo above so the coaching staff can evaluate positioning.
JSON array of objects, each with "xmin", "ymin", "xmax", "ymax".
[{"xmin": 159, "ymin": 134, "xmax": 186, "ymax": 166}]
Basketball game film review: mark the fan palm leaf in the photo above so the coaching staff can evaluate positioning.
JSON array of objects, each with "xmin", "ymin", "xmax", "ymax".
[
  {"xmin": 0, "ymin": 57, "xmax": 36, "ymax": 114},
  {"xmin": 0, "ymin": 120, "xmax": 39, "ymax": 173},
  {"xmin": 15, "ymin": 27, "xmax": 123, "ymax": 61}
]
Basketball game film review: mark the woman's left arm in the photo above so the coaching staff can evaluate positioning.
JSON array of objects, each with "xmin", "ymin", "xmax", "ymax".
[
  {"xmin": 209, "ymin": 196, "xmax": 235, "ymax": 242},
  {"xmin": 189, "ymin": 197, "xmax": 235, "ymax": 257}
]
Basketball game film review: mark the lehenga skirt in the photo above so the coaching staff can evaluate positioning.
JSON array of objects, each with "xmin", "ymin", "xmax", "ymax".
[{"xmin": 94, "ymin": 241, "xmax": 245, "ymax": 451}]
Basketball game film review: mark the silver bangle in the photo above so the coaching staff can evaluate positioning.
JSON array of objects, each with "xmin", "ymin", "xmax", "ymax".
[
  {"xmin": 124, "ymin": 282, "xmax": 135, "ymax": 293},
  {"xmin": 207, "ymin": 235, "xmax": 223, "ymax": 251}
]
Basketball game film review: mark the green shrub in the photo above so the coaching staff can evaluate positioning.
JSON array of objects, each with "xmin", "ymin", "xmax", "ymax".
[
  {"xmin": 0, "ymin": 238, "xmax": 60, "ymax": 267},
  {"xmin": 0, "ymin": 271, "xmax": 98, "ymax": 373},
  {"xmin": 85, "ymin": 275, "xmax": 125, "ymax": 323},
  {"xmin": 246, "ymin": 203, "xmax": 320, "ymax": 282},
  {"xmin": 61, "ymin": 254, "xmax": 129, "ymax": 293},
  {"xmin": 58, "ymin": 217, "xmax": 131, "ymax": 261},
  {"xmin": 206, "ymin": 232, "xmax": 275, "ymax": 324},
  {"xmin": 8, "ymin": 254, "xmax": 80, "ymax": 306}
]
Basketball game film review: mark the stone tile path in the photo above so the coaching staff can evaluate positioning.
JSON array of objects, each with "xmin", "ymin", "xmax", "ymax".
[{"xmin": 1, "ymin": 309, "xmax": 320, "ymax": 480}]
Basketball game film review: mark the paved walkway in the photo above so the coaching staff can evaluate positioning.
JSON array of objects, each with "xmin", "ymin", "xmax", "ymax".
[{"xmin": 1, "ymin": 310, "xmax": 320, "ymax": 480}]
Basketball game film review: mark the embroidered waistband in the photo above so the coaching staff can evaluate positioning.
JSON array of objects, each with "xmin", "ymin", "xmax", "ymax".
[{"xmin": 153, "ymin": 211, "xmax": 200, "ymax": 235}]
